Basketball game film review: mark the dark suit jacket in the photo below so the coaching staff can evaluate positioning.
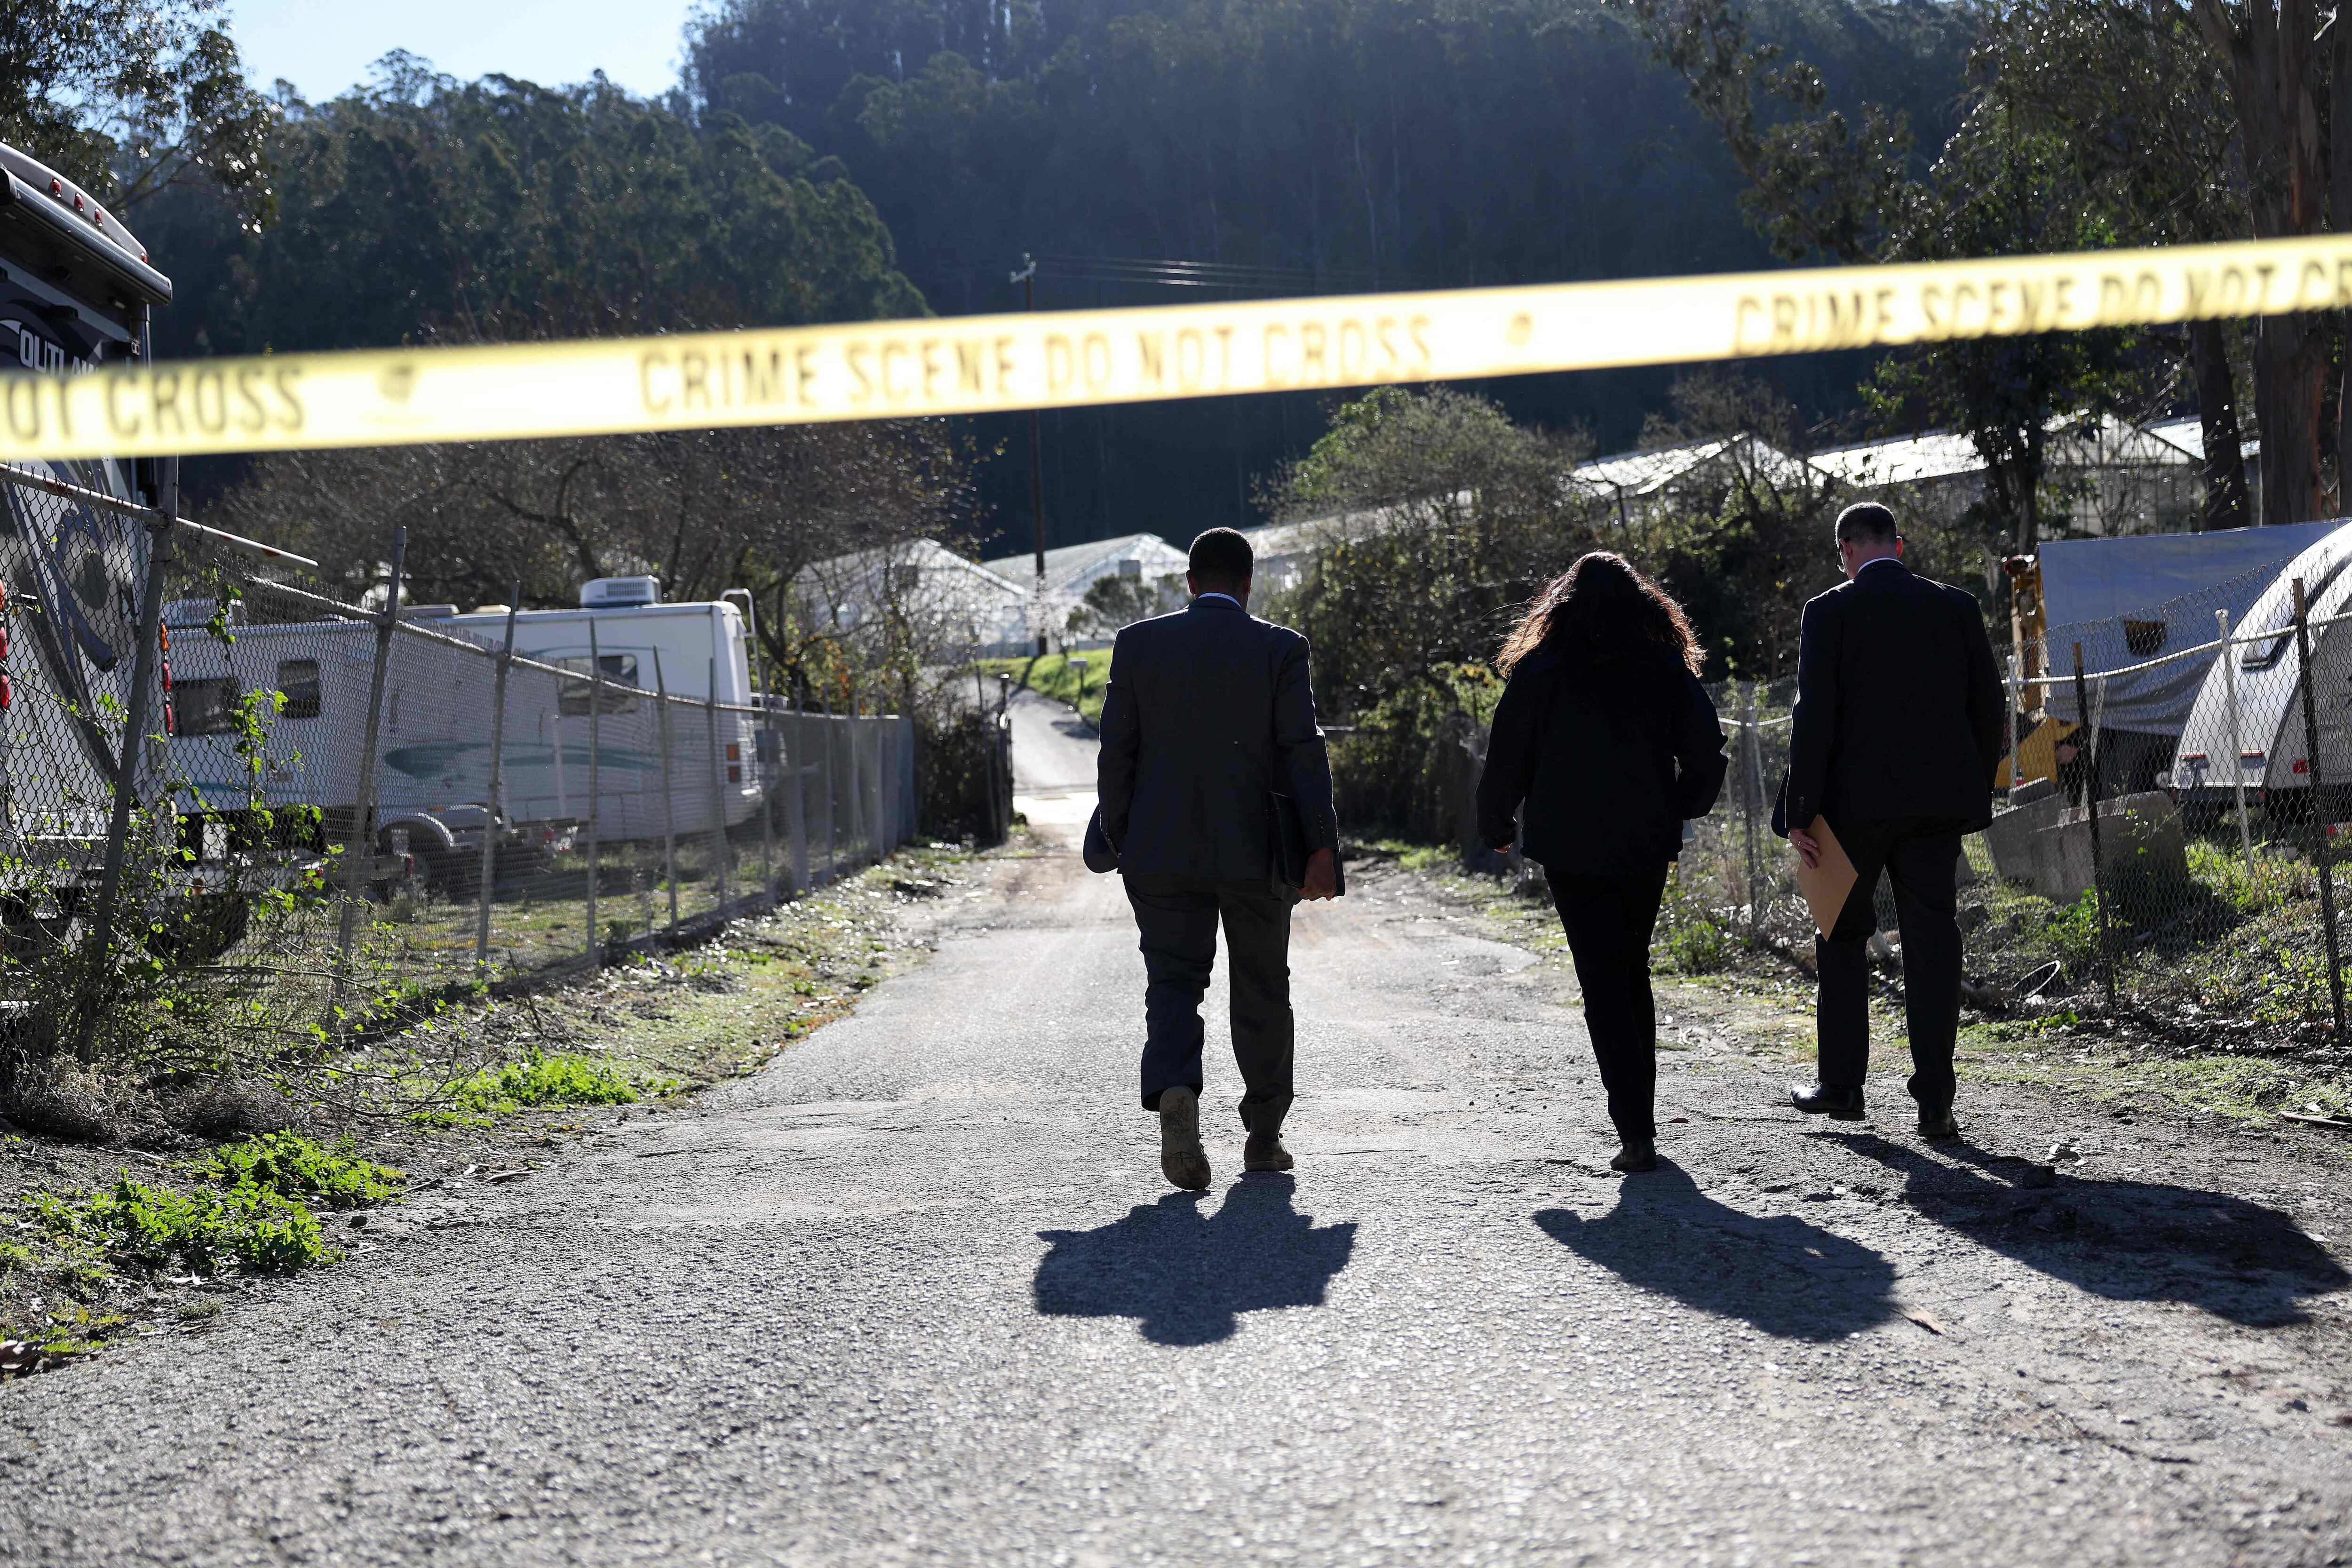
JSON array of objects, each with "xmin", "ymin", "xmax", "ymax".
[
  {"xmin": 1774, "ymin": 559, "xmax": 2006, "ymax": 836},
  {"xmin": 1096, "ymin": 596, "xmax": 1339, "ymax": 880},
  {"xmin": 1475, "ymin": 642, "xmax": 1727, "ymax": 876}
]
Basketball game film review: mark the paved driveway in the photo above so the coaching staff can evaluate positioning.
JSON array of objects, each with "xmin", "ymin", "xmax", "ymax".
[{"xmin": 7, "ymin": 831, "xmax": 2351, "ymax": 1564}]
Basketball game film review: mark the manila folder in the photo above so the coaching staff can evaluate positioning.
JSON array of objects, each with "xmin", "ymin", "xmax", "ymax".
[{"xmin": 1793, "ymin": 815, "xmax": 1859, "ymax": 938}]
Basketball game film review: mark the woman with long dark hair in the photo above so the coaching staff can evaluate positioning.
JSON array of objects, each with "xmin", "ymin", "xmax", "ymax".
[{"xmin": 1475, "ymin": 553, "xmax": 1727, "ymax": 1173}]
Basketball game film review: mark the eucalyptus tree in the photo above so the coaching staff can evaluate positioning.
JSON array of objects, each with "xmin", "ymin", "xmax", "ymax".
[
  {"xmin": 1615, "ymin": 0, "xmax": 2155, "ymax": 553},
  {"xmin": 0, "ymin": 0, "xmax": 274, "ymax": 223}
]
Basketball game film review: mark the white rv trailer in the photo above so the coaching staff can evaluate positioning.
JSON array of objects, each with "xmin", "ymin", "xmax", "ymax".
[
  {"xmin": 166, "ymin": 578, "xmax": 765, "ymax": 877},
  {"xmin": 2174, "ymin": 519, "xmax": 2352, "ymax": 814}
]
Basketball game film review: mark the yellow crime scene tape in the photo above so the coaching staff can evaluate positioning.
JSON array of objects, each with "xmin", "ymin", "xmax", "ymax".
[{"xmin": 4, "ymin": 233, "xmax": 2352, "ymax": 461}]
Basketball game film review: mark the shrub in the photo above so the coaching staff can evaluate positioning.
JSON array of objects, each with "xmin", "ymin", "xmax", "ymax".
[
  {"xmin": 191, "ymin": 1133, "xmax": 404, "ymax": 1209},
  {"xmin": 1663, "ymin": 914, "xmax": 1734, "ymax": 974}
]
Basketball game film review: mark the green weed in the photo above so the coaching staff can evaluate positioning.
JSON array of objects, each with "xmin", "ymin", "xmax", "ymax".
[
  {"xmin": 191, "ymin": 1133, "xmax": 404, "ymax": 1209},
  {"xmin": 29, "ymin": 1304, "xmax": 127, "ymax": 1356},
  {"xmin": 431, "ymin": 1048, "xmax": 674, "ymax": 1118},
  {"xmin": 30, "ymin": 1177, "xmax": 333, "ymax": 1275},
  {"xmin": 1656, "ymin": 868, "xmax": 1734, "ymax": 974}
]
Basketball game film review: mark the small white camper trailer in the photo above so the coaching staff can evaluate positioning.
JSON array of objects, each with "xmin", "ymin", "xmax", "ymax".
[
  {"xmin": 166, "ymin": 578, "xmax": 766, "ymax": 883},
  {"xmin": 2175, "ymin": 520, "xmax": 2352, "ymax": 813}
]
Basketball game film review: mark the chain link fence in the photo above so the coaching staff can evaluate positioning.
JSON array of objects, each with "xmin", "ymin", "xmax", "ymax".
[
  {"xmin": 0, "ymin": 474, "xmax": 918, "ymax": 1068},
  {"xmin": 1647, "ymin": 578, "xmax": 2352, "ymax": 1045}
]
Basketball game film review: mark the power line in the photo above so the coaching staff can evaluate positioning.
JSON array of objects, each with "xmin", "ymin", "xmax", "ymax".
[{"xmin": 1028, "ymin": 253, "xmax": 1443, "ymax": 293}]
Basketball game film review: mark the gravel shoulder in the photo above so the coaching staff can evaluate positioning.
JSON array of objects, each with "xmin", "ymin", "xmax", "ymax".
[{"xmin": 3, "ymin": 832, "xmax": 2350, "ymax": 1566}]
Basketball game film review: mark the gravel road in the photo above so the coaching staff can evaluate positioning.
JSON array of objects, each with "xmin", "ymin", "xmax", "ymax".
[{"xmin": 7, "ymin": 811, "xmax": 2352, "ymax": 1563}]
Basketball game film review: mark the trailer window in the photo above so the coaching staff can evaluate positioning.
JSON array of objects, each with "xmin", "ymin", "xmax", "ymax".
[
  {"xmin": 275, "ymin": 659, "xmax": 321, "ymax": 719},
  {"xmin": 2244, "ymin": 558, "xmax": 2352, "ymax": 671},
  {"xmin": 174, "ymin": 677, "xmax": 243, "ymax": 737},
  {"xmin": 556, "ymin": 653, "xmax": 641, "ymax": 716}
]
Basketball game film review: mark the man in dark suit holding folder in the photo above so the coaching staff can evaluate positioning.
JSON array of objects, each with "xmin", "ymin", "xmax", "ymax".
[
  {"xmin": 1775, "ymin": 502, "xmax": 2005, "ymax": 1138},
  {"xmin": 1097, "ymin": 527, "xmax": 1341, "ymax": 1191}
]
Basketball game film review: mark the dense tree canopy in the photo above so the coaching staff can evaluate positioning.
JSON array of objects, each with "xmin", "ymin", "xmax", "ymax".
[
  {"xmin": 141, "ymin": 57, "xmax": 923, "ymax": 359},
  {"xmin": 685, "ymin": 0, "xmax": 1976, "ymax": 545}
]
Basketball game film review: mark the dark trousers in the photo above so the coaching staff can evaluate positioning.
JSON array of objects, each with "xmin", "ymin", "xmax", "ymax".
[
  {"xmin": 1545, "ymin": 863, "xmax": 1670, "ymax": 1144},
  {"xmin": 1817, "ymin": 818, "xmax": 1964, "ymax": 1110},
  {"xmin": 1124, "ymin": 874, "xmax": 1296, "ymax": 1134}
]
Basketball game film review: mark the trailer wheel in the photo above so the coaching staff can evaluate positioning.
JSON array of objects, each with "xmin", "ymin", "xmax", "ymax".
[
  {"xmin": 145, "ymin": 894, "xmax": 251, "ymax": 964},
  {"xmin": 493, "ymin": 841, "xmax": 551, "ymax": 885},
  {"xmin": 421, "ymin": 849, "xmax": 478, "ymax": 900},
  {"xmin": 0, "ymin": 895, "xmax": 77, "ymax": 963}
]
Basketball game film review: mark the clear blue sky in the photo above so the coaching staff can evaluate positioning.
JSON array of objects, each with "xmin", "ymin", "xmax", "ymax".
[{"xmin": 226, "ymin": 0, "xmax": 702, "ymax": 103}]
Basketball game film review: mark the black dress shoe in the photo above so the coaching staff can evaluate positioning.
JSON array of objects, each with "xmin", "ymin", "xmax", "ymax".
[
  {"xmin": 1790, "ymin": 1082, "xmax": 1866, "ymax": 1121},
  {"xmin": 1243, "ymin": 1133, "xmax": 1294, "ymax": 1172},
  {"xmin": 1917, "ymin": 1105, "xmax": 1959, "ymax": 1141},
  {"xmin": 1610, "ymin": 1139, "xmax": 1658, "ymax": 1173}
]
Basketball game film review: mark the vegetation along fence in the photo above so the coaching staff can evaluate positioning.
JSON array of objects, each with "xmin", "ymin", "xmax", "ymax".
[
  {"xmin": 0, "ymin": 471, "xmax": 915, "ymax": 1079},
  {"xmin": 1649, "ymin": 585, "xmax": 2352, "ymax": 1045}
]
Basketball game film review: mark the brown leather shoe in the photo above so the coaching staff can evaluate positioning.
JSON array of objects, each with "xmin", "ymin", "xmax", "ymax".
[
  {"xmin": 1243, "ymin": 1133, "xmax": 1294, "ymax": 1172},
  {"xmin": 1158, "ymin": 1086, "xmax": 1211, "ymax": 1190}
]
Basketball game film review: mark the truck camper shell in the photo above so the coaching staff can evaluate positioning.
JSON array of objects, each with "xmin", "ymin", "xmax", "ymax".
[{"xmin": 0, "ymin": 143, "xmax": 168, "ymax": 893}]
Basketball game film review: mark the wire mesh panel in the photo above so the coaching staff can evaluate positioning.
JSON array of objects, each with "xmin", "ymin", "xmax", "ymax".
[
  {"xmin": 1656, "ymin": 607, "xmax": 2352, "ymax": 1047},
  {"xmin": 0, "ymin": 498, "xmax": 925, "ymax": 1062},
  {"xmin": 0, "ymin": 464, "xmax": 168, "ymax": 1053},
  {"xmin": 1663, "ymin": 680, "xmax": 1803, "ymax": 960}
]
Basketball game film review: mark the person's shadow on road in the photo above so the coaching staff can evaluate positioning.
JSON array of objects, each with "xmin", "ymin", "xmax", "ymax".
[
  {"xmin": 1838, "ymin": 1132, "xmax": 2349, "ymax": 1326},
  {"xmin": 1033, "ymin": 1176, "xmax": 1356, "ymax": 1346},
  {"xmin": 1534, "ymin": 1162, "xmax": 1895, "ymax": 1340}
]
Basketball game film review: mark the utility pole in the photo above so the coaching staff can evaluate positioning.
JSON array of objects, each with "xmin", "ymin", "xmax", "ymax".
[{"xmin": 1011, "ymin": 253, "xmax": 1048, "ymax": 656}]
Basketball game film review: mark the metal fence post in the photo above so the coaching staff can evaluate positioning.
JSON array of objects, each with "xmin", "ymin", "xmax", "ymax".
[
  {"xmin": 870, "ymin": 718, "xmax": 886, "ymax": 862},
  {"xmin": 586, "ymin": 620, "xmax": 603, "ymax": 968},
  {"xmin": 787, "ymin": 703, "xmax": 809, "ymax": 895},
  {"xmin": 74, "ymin": 462, "xmax": 178, "ymax": 1059},
  {"xmin": 332, "ymin": 527, "xmax": 406, "ymax": 1030},
  {"xmin": 707, "ymin": 658, "xmax": 729, "ymax": 915},
  {"xmin": 654, "ymin": 650, "xmax": 679, "ymax": 936},
  {"xmin": 995, "ymin": 674, "xmax": 1013, "ymax": 841},
  {"xmin": 2217, "ymin": 607, "xmax": 2259, "ymax": 893},
  {"xmin": 821, "ymin": 692, "xmax": 838, "ymax": 880},
  {"xmin": 2005, "ymin": 653, "xmax": 2022, "ymax": 803},
  {"xmin": 475, "ymin": 591, "xmax": 519, "ymax": 973},
  {"xmin": 759, "ymin": 704, "xmax": 777, "ymax": 905},
  {"xmin": 2291, "ymin": 578, "xmax": 2347, "ymax": 1034},
  {"xmin": 976, "ymin": 669, "xmax": 1000, "ymax": 846},
  {"xmin": 2071, "ymin": 643, "xmax": 2117, "ymax": 1013},
  {"xmin": 1739, "ymin": 681, "xmax": 1761, "ymax": 944}
]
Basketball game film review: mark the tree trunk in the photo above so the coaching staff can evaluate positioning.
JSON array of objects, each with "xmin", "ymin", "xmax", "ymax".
[
  {"xmin": 2332, "ymin": 6, "xmax": 2352, "ymax": 511},
  {"xmin": 2188, "ymin": 319, "xmax": 2254, "ymax": 530},
  {"xmin": 2256, "ymin": 313, "xmax": 2330, "ymax": 523},
  {"xmin": 2194, "ymin": 0, "xmax": 2328, "ymax": 523}
]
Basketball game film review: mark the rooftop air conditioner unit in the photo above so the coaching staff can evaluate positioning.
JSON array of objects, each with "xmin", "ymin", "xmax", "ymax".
[{"xmin": 581, "ymin": 576, "xmax": 661, "ymax": 609}]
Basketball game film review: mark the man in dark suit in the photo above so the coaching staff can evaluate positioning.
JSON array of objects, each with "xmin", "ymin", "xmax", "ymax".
[
  {"xmin": 1775, "ymin": 502, "xmax": 2004, "ymax": 1139},
  {"xmin": 1097, "ymin": 526, "xmax": 1341, "ymax": 1191}
]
